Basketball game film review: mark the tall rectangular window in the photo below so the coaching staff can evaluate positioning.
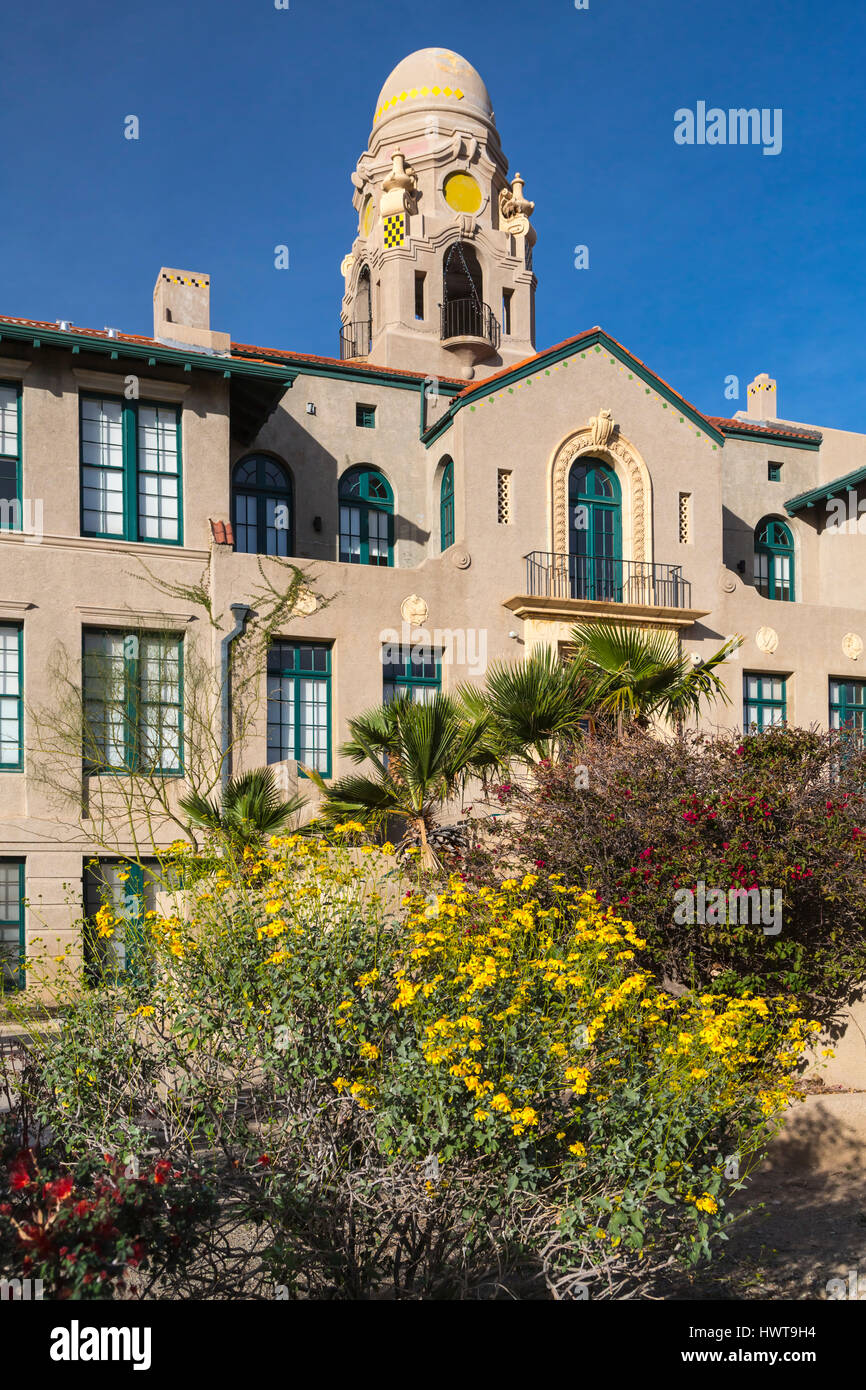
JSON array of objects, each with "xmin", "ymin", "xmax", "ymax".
[
  {"xmin": 83, "ymin": 630, "xmax": 182, "ymax": 774},
  {"xmin": 267, "ymin": 642, "xmax": 331, "ymax": 775},
  {"xmin": 80, "ymin": 395, "xmax": 182, "ymax": 544},
  {"xmin": 0, "ymin": 859, "xmax": 24, "ymax": 989},
  {"xmin": 83, "ymin": 857, "xmax": 169, "ymax": 979},
  {"xmin": 414, "ymin": 272, "xmax": 425, "ymax": 321},
  {"xmin": 382, "ymin": 644, "xmax": 442, "ymax": 704},
  {"xmin": 829, "ymin": 679, "xmax": 865, "ymax": 739},
  {"xmin": 502, "ymin": 289, "xmax": 513, "ymax": 336},
  {"xmin": 0, "ymin": 624, "xmax": 22, "ymax": 770},
  {"xmin": 0, "ymin": 382, "xmax": 21, "ymax": 530},
  {"xmin": 768, "ymin": 462, "xmax": 782, "ymax": 481},
  {"xmin": 0, "ymin": 383, "xmax": 21, "ymax": 528},
  {"xmin": 743, "ymin": 672, "xmax": 787, "ymax": 731}
]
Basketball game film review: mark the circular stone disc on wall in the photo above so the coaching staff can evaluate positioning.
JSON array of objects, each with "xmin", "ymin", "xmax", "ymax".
[{"xmin": 755, "ymin": 626, "xmax": 779, "ymax": 654}]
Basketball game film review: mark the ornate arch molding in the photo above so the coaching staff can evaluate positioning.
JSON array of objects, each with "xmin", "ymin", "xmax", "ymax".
[{"xmin": 550, "ymin": 410, "xmax": 653, "ymax": 566}]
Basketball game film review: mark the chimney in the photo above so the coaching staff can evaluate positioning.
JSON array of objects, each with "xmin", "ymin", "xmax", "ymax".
[
  {"xmin": 153, "ymin": 268, "xmax": 230, "ymax": 353},
  {"xmin": 746, "ymin": 373, "xmax": 777, "ymax": 420}
]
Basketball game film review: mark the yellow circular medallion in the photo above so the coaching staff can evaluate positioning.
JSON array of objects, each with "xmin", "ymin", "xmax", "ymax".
[
  {"xmin": 361, "ymin": 196, "xmax": 374, "ymax": 237},
  {"xmin": 443, "ymin": 172, "xmax": 483, "ymax": 213}
]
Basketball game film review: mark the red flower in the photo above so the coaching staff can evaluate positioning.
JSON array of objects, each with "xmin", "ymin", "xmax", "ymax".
[
  {"xmin": 45, "ymin": 1176, "xmax": 74, "ymax": 1202},
  {"xmin": 257, "ymin": 1154, "xmax": 271, "ymax": 1167}
]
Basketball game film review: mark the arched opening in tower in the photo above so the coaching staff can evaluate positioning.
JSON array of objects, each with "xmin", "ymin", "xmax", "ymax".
[
  {"xmin": 441, "ymin": 243, "xmax": 487, "ymax": 340},
  {"xmin": 354, "ymin": 266, "xmax": 372, "ymax": 341}
]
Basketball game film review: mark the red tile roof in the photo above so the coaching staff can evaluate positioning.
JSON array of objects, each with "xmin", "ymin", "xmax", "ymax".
[
  {"xmin": 705, "ymin": 415, "xmax": 822, "ymax": 443},
  {"xmin": 209, "ymin": 518, "xmax": 234, "ymax": 546}
]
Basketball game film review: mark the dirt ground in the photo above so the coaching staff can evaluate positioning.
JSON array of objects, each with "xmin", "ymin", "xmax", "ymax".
[{"xmin": 655, "ymin": 1091, "xmax": 866, "ymax": 1300}]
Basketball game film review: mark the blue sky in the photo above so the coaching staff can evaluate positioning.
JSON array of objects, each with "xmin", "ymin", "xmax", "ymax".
[{"xmin": 3, "ymin": 0, "xmax": 865, "ymax": 428}]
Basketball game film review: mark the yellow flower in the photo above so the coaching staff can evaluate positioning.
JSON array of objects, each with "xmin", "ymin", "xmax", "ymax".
[
  {"xmin": 131, "ymin": 1005, "xmax": 155, "ymax": 1018},
  {"xmin": 264, "ymin": 899, "xmax": 283, "ymax": 914},
  {"xmin": 694, "ymin": 1194, "xmax": 718, "ymax": 1214},
  {"xmin": 568, "ymin": 1141, "xmax": 586, "ymax": 1157},
  {"xmin": 359, "ymin": 1041, "xmax": 380, "ymax": 1060}
]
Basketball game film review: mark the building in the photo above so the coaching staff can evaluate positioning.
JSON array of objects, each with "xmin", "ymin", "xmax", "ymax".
[{"xmin": 1, "ymin": 47, "xmax": 864, "ymax": 988}]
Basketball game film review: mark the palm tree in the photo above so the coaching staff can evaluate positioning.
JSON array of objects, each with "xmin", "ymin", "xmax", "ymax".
[
  {"xmin": 306, "ymin": 693, "xmax": 491, "ymax": 867},
  {"xmin": 179, "ymin": 768, "xmax": 306, "ymax": 848},
  {"xmin": 570, "ymin": 623, "xmax": 742, "ymax": 732},
  {"xmin": 459, "ymin": 644, "xmax": 593, "ymax": 765}
]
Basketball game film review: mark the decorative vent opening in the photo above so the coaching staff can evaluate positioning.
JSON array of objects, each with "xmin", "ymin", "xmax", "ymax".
[
  {"xmin": 678, "ymin": 491, "xmax": 691, "ymax": 544},
  {"xmin": 497, "ymin": 469, "xmax": 512, "ymax": 525}
]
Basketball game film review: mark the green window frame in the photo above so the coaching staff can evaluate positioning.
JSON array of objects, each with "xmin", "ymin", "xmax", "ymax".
[
  {"xmin": 568, "ymin": 457, "xmax": 622, "ymax": 600},
  {"xmin": 768, "ymin": 462, "xmax": 782, "ymax": 482},
  {"xmin": 82, "ymin": 629, "xmax": 183, "ymax": 775},
  {"xmin": 80, "ymin": 394, "xmax": 183, "ymax": 544},
  {"xmin": 829, "ymin": 678, "xmax": 865, "ymax": 739},
  {"xmin": 0, "ymin": 859, "xmax": 25, "ymax": 991},
  {"xmin": 267, "ymin": 642, "xmax": 332, "ymax": 776},
  {"xmin": 356, "ymin": 404, "xmax": 376, "ymax": 429},
  {"xmin": 0, "ymin": 623, "xmax": 23, "ymax": 771},
  {"xmin": 754, "ymin": 517, "xmax": 794, "ymax": 601},
  {"xmin": 339, "ymin": 466, "xmax": 393, "ymax": 566},
  {"xmin": 743, "ymin": 672, "xmax": 787, "ymax": 731},
  {"xmin": 232, "ymin": 454, "xmax": 293, "ymax": 556},
  {"xmin": 0, "ymin": 380, "xmax": 21, "ymax": 531},
  {"xmin": 440, "ymin": 458, "xmax": 455, "ymax": 551},
  {"xmin": 83, "ymin": 857, "xmax": 166, "ymax": 982},
  {"xmin": 382, "ymin": 643, "xmax": 442, "ymax": 704}
]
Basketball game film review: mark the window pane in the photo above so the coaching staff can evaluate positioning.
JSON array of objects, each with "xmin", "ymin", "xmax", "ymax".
[
  {"xmin": 81, "ymin": 399, "xmax": 124, "ymax": 534},
  {"xmin": 0, "ymin": 385, "xmax": 18, "ymax": 456},
  {"xmin": 340, "ymin": 504, "xmax": 361, "ymax": 562},
  {"xmin": 0, "ymin": 860, "xmax": 22, "ymax": 986}
]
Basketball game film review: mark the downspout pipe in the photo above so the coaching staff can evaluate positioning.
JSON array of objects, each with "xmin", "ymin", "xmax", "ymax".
[{"xmin": 221, "ymin": 602, "xmax": 251, "ymax": 796}]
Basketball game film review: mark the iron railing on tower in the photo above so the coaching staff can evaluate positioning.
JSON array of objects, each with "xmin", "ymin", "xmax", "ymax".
[
  {"xmin": 339, "ymin": 320, "xmax": 372, "ymax": 359},
  {"xmin": 439, "ymin": 299, "xmax": 501, "ymax": 350}
]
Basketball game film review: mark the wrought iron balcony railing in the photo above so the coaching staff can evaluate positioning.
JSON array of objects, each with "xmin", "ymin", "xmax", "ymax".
[
  {"xmin": 440, "ymin": 298, "xmax": 501, "ymax": 349},
  {"xmin": 524, "ymin": 552, "xmax": 691, "ymax": 609},
  {"xmin": 339, "ymin": 320, "xmax": 372, "ymax": 360}
]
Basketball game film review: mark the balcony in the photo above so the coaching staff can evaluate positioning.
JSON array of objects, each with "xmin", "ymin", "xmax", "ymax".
[
  {"xmin": 439, "ymin": 299, "xmax": 500, "ymax": 379},
  {"xmin": 339, "ymin": 320, "xmax": 372, "ymax": 360},
  {"xmin": 440, "ymin": 298, "xmax": 501, "ymax": 350},
  {"xmin": 504, "ymin": 552, "xmax": 708, "ymax": 633}
]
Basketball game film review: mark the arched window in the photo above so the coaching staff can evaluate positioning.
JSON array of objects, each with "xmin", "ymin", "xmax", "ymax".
[
  {"xmin": 232, "ymin": 455, "xmax": 293, "ymax": 556},
  {"xmin": 754, "ymin": 518, "xmax": 794, "ymax": 600},
  {"xmin": 568, "ymin": 458, "xmax": 622, "ymax": 600},
  {"xmin": 339, "ymin": 466, "xmax": 393, "ymax": 566},
  {"xmin": 439, "ymin": 458, "xmax": 454, "ymax": 551}
]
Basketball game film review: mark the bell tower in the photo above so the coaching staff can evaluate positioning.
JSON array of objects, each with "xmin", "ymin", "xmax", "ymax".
[{"xmin": 339, "ymin": 48, "xmax": 537, "ymax": 380}]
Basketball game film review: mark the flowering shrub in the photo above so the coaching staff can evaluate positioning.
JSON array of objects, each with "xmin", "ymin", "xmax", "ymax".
[
  {"xmin": 459, "ymin": 729, "xmax": 866, "ymax": 1019},
  {"xmin": 0, "ymin": 1145, "xmax": 214, "ymax": 1299},
  {"xmin": 8, "ymin": 828, "xmax": 814, "ymax": 1299}
]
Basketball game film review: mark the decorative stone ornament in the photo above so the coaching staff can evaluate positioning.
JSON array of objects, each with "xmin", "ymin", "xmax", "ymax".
[
  {"xmin": 292, "ymin": 587, "xmax": 318, "ymax": 617},
  {"xmin": 842, "ymin": 632, "xmax": 864, "ymax": 661},
  {"xmin": 498, "ymin": 172, "xmax": 535, "ymax": 235},
  {"xmin": 587, "ymin": 408, "xmax": 616, "ymax": 450},
  {"xmin": 449, "ymin": 548, "xmax": 471, "ymax": 569},
  {"xmin": 401, "ymin": 594, "xmax": 429, "ymax": 625},
  {"xmin": 755, "ymin": 626, "xmax": 779, "ymax": 654},
  {"xmin": 380, "ymin": 150, "xmax": 418, "ymax": 217}
]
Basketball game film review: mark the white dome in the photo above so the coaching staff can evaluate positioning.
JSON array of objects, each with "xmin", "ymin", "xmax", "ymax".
[{"xmin": 372, "ymin": 48, "xmax": 494, "ymax": 129}]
